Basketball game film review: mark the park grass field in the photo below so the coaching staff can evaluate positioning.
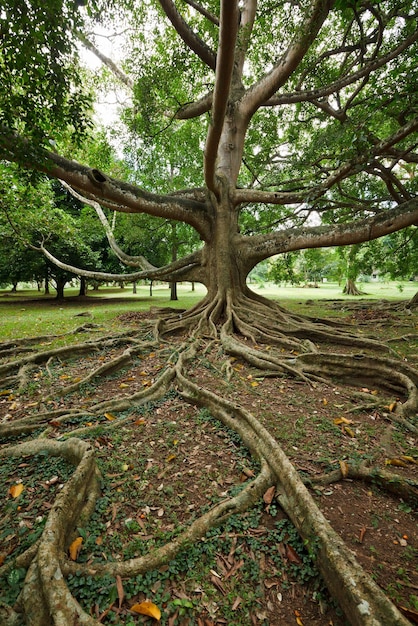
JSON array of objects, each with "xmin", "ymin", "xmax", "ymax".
[{"xmin": 0, "ymin": 280, "xmax": 416, "ymax": 340}]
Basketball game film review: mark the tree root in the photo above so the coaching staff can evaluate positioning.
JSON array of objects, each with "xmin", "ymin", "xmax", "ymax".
[
  {"xmin": 174, "ymin": 356, "xmax": 411, "ymax": 625},
  {"xmin": 0, "ymin": 296, "xmax": 417, "ymax": 626}
]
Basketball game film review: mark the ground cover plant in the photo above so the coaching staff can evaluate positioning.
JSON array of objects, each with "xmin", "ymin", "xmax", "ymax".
[{"xmin": 0, "ymin": 289, "xmax": 417, "ymax": 625}]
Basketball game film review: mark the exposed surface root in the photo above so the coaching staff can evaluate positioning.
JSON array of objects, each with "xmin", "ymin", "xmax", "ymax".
[{"xmin": 0, "ymin": 295, "xmax": 416, "ymax": 626}]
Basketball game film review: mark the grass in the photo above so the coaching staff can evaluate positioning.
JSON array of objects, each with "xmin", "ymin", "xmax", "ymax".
[{"xmin": 0, "ymin": 280, "xmax": 416, "ymax": 340}]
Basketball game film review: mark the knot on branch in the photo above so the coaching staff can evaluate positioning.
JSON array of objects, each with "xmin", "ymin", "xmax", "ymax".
[{"xmin": 88, "ymin": 169, "xmax": 107, "ymax": 185}]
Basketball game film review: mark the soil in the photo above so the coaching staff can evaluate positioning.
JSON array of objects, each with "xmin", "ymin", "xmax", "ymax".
[{"xmin": 0, "ymin": 298, "xmax": 417, "ymax": 626}]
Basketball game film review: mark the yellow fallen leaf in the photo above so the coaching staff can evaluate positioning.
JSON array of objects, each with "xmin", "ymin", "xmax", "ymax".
[
  {"xmin": 134, "ymin": 418, "xmax": 146, "ymax": 426},
  {"xmin": 166, "ymin": 454, "xmax": 176, "ymax": 462},
  {"xmin": 69, "ymin": 537, "xmax": 83, "ymax": 561},
  {"xmin": 343, "ymin": 426, "xmax": 355, "ymax": 437},
  {"xmin": 250, "ymin": 381, "xmax": 259, "ymax": 387},
  {"xmin": 322, "ymin": 398, "xmax": 328, "ymax": 406},
  {"xmin": 0, "ymin": 389, "xmax": 13, "ymax": 396},
  {"xmin": 333, "ymin": 417, "xmax": 353, "ymax": 425},
  {"xmin": 104, "ymin": 412, "xmax": 116, "ymax": 421},
  {"xmin": 339, "ymin": 460, "xmax": 349, "ymax": 478},
  {"xmin": 9, "ymin": 483, "xmax": 24, "ymax": 498},
  {"xmin": 131, "ymin": 600, "xmax": 161, "ymax": 620},
  {"xmin": 400, "ymin": 456, "xmax": 418, "ymax": 465},
  {"xmin": 119, "ymin": 383, "xmax": 129, "ymax": 389},
  {"xmin": 388, "ymin": 402, "xmax": 397, "ymax": 412},
  {"xmin": 385, "ymin": 458, "xmax": 408, "ymax": 467}
]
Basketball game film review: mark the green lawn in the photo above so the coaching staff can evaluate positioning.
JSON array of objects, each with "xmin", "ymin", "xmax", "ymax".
[{"xmin": 0, "ymin": 280, "xmax": 416, "ymax": 340}]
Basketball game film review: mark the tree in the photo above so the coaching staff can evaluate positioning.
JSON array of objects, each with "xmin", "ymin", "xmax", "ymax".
[
  {"xmin": 1, "ymin": 2, "xmax": 418, "ymax": 625},
  {"xmin": 0, "ymin": 163, "xmax": 101, "ymax": 298}
]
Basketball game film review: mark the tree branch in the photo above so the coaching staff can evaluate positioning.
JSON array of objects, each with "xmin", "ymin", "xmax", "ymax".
[
  {"xmin": 175, "ymin": 92, "xmax": 213, "ymax": 119},
  {"xmin": 60, "ymin": 181, "xmax": 155, "ymax": 269},
  {"xmin": 182, "ymin": 0, "xmax": 219, "ymax": 26},
  {"xmin": 241, "ymin": 0, "xmax": 334, "ymax": 119},
  {"xmin": 0, "ymin": 130, "xmax": 213, "ymax": 241},
  {"xmin": 204, "ymin": 0, "xmax": 240, "ymax": 196},
  {"xmin": 37, "ymin": 243, "xmax": 204, "ymax": 284},
  {"xmin": 262, "ymin": 28, "xmax": 418, "ymax": 109},
  {"xmin": 77, "ymin": 33, "xmax": 134, "ymax": 91},
  {"xmin": 242, "ymin": 198, "xmax": 418, "ymax": 269},
  {"xmin": 158, "ymin": 0, "xmax": 216, "ymax": 70}
]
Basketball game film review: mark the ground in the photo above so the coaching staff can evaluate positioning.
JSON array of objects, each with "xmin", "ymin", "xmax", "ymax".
[{"xmin": 0, "ymin": 288, "xmax": 417, "ymax": 626}]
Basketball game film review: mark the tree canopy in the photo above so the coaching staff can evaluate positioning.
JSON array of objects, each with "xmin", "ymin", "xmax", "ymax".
[{"xmin": 1, "ymin": 0, "xmax": 417, "ymax": 291}]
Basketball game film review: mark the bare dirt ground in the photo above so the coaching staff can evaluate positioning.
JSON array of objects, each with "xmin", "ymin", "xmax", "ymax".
[{"xmin": 0, "ymin": 297, "xmax": 417, "ymax": 625}]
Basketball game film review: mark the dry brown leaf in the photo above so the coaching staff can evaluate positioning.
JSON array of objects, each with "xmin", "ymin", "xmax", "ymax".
[
  {"xmin": 286, "ymin": 544, "xmax": 301, "ymax": 564},
  {"xmin": 116, "ymin": 575, "xmax": 124, "ymax": 609},
  {"xmin": 9, "ymin": 483, "xmax": 24, "ymax": 498},
  {"xmin": 131, "ymin": 600, "xmax": 161, "ymax": 620},
  {"xmin": 68, "ymin": 537, "xmax": 83, "ymax": 561},
  {"xmin": 263, "ymin": 486, "xmax": 275, "ymax": 505}
]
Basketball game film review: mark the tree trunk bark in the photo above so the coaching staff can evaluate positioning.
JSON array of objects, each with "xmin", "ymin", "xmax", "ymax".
[
  {"xmin": 343, "ymin": 278, "xmax": 364, "ymax": 295},
  {"xmin": 170, "ymin": 281, "xmax": 178, "ymax": 300},
  {"xmin": 55, "ymin": 278, "xmax": 66, "ymax": 300},
  {"xmin": 78, "ymin": 277, "xmax": 87, "ymax": 297}
]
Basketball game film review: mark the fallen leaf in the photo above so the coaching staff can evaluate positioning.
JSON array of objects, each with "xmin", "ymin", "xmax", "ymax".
[
  {"xmin": 400, "ymin": 455, "xmax": 418, "ymax": 465},
  {"xmin": 119, "ymin": 383, "xmax": 129, "ymax": 389},
  {"xmin": 116, "ymin": 575, "xmax": 124, "ymax": 608},
  {"xmin": 339, "ymin": 460, "xmax": 349, "ymax": 478},
  {"xmin": 166, "ymin": 454, "xmax": 176, "ymax": 462},
  {"xmin": 388, "ymin": 402, "xmax": 397, "ymax": 412},
  {"xmin": 69, "ymin": 537, "xmax": 83, "ymax": 561},
  {"xmin": 134, "ymin": 418, "xmax": 146, "ymax": 426},
  {"xmin": 104, "ymin": 412, "xmax": 116, "ymax": 421},
  {"xmin": 385, "ymin": 458, "xmax": 408, "ymax": 468},
  {"xmin": 131, "ymin": 600, "xmax": 161, "ymax": 620},
  {"xmin": 250, "ymin": 381, "xmax": 259, "ymax": 387},
  {"xmin": 343, "ymin": 426, "xmax": 355, "ymax": 437},
  {"xmin": 286, "ymin": 544, "xmax": 302, "ymax": 564},
  {"xmin": 333, "ymin": 417, "xmax": 353, "ymax": 425},
  {"xmin": 0, "ymin": 389, "xmax": 12, "ymax": 396},
  {"xmin": 263, "ymin": 486, "xmax": 276, "ymax": 505},
  {"xmin": 9, "ymin": 483, "xmax": 24, "ymax": 498}
]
